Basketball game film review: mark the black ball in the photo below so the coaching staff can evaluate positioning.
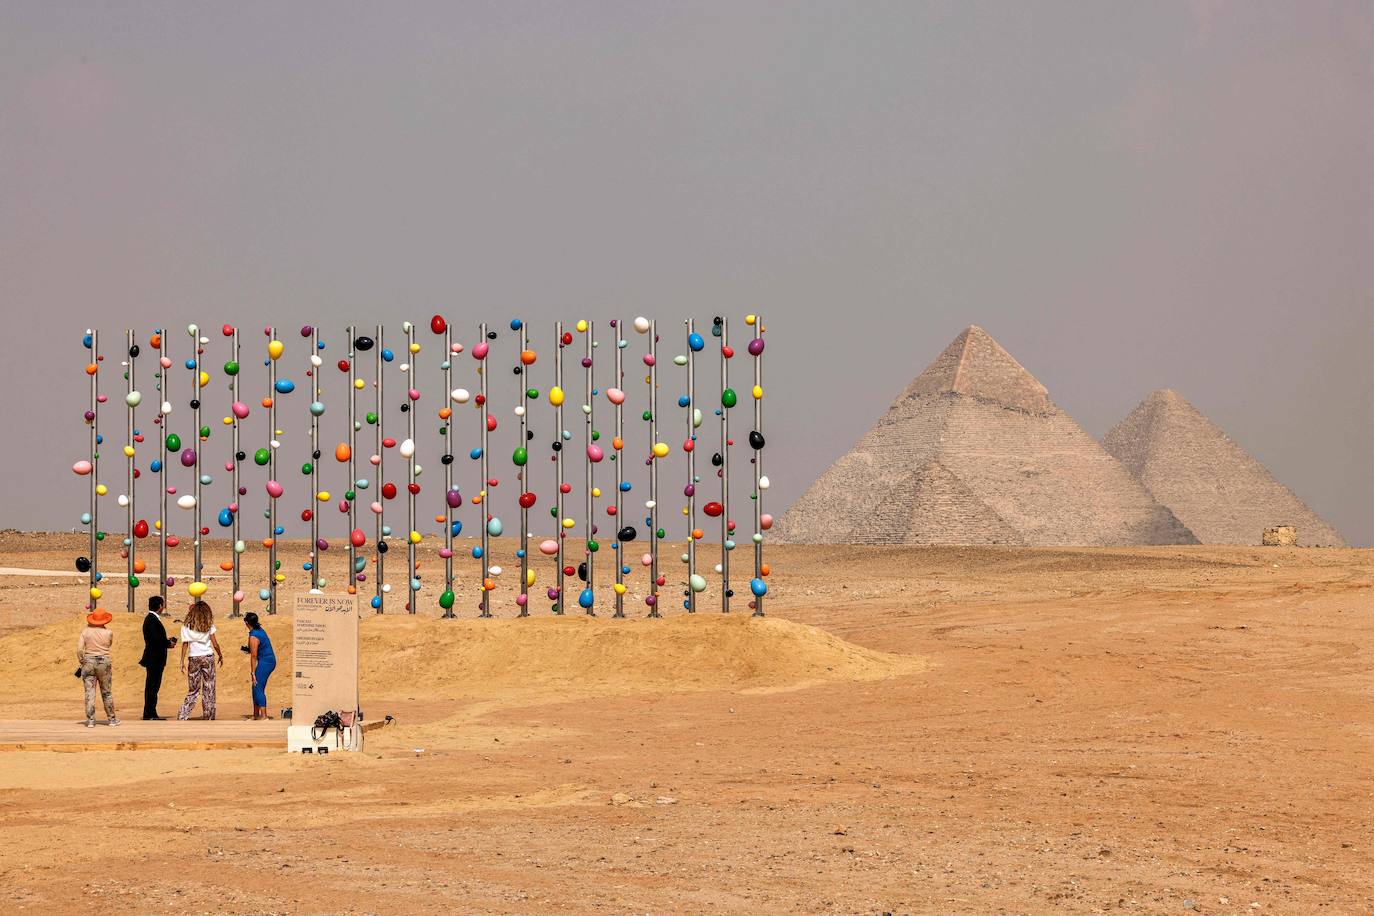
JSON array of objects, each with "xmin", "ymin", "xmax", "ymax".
[
  {"xmin": 711, "ymin": 452, "xmax": 723, "ymax": 467},
  {"xmin": 617, "ymin": 526, "xmax": 637, "ymax": 543},
  {"xmin": 525, "ymin": 431, "xmax": 534, "ymax": 441},
  {"xmin": 441, "ymin": 454, "xmax": 454, "ymax": 465},
  {"xmin": 129, "ymin": 344, "xmax": 140, "ymax": 358},
  {"xmin": 552, "ymin": 442, "xmax": 562, "ymax": 452},
  {"xmin": 377, "ymin": 541, "xmax": 389, "ymax": 554},
  {"xmin": 312, "ymin": 450, "xmax": 321, "ymax": 460},
  {"xmin": 577, "ymin": 561, "xmax": 588, "ymax": 582},
  {"xmin": 354, "ymin": 336, "xmax": 375, "ymax": 352},
  {"xmin": 189, "ymin": 398, "xmax": 200, "ymax": 410},
  {"xmin": 400, "ymin": 404, "xmax": 410, "ymax": 413},
  {"xmin": 749, "ymin": 430, "xmax": 765, "ymax": 450},
  {"xmin": 513, "ymin": 366, "xmax": 522, "ymax": 375},
  {"xmin": 75, "ymin": 556, "xmax": 91, "ymax": 573},
  {"xmin": 486, "ymin": 331, "xmax": 497, "ymax": 340},
  {"xmin": 236, "ymin": 451, "xmax": 246, "ymax": 462}
]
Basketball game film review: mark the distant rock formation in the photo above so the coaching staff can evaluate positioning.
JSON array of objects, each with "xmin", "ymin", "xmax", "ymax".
[
  {"xmin": 1103, "ymin": 389, "xmax": 1346, "ymax": 546},
  {"xmin": 773, "ymin": 326, "xmax": 1197, "ymax": 546}
]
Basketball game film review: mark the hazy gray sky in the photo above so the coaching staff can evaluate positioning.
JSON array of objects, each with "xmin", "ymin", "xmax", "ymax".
[{"xmin": 2, "ymin": 2, "xmax": 1371, "ymax": 545}]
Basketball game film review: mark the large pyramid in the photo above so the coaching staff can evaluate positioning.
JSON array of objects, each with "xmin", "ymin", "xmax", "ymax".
[
  {"xmin": 773, "ymin": 326, "xmax": 1198, "ymax": 546},
  {"xmin": 1102, "ymin": 389, "xmax": 1346, "ymax": 546}
]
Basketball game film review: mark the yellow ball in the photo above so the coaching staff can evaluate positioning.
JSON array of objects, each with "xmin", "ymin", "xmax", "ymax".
[
  {"xmin": 188, "ymin": 581, "xmax": 208, "ymax": 598},
  {"xmin": 526, "ymin": 569, "xmax": 536, "ymax": 587},
  {"xmin": 123, "ymin": 445, "xmax": 135, "ymax": 458},
  {"xmin": 576, "ymin": 319, "xmax": 588, "ymax": 333},
  {"xmin": 154, "ymin": 520, "xmax": 162, "ymax": 530},
  {"xmin": 317, "ymin": 491, "xmax": 331, "ymax": 502},
  {"xmin": 613, "ymin": 582, "xmax": 627, "ymax": 595},
  {"xmin": 222, "ymin": 416, "xmax": 233, "ymax": 425},
  {"xmin": 89, "ymin": 587, "xmax": 102, "ymax": 600},
  {"xmin": 354, "ymin": 378, "xmax": 365, "ymax": 390},
  {"xmin": 409, "ymin": 342, "xmax": 420, "ymax": 354},
  {"xmin": 745, "ymin": 314, "xmax": 756, "ymax": 326},
  {"xmin": 682, "ymin": 505, "xmax": 690, "ymax": 516},
  {"xmin": 95, "ymin": 484, "xmax": 108, "ymax": 496},
  {"xmin": 274, "ymin": 573, "xmax": 286, "ymax": 583},
  {"xmin": 752, "ymin": 385, "xmax": 763, "ymax": 399},
  {"xmin": 548, "ymin": 386, "xmax": 565, "ymax": 407},
  {"xmin": 198, "ymin": 371, "xmax": 210, "ymax": 388},
  {"xmin": 651, "ymin": 442, "xmax": 670, "ymax": 459},
  {"xmin": 268, "ymin": 340, "xmax": 284, "ymax": 360},
  {"xmin": 591, "ymin": 487, "xmax": 601, "ymax": 498},
  {"xmin": 562, "ymin": 517, "xmax": 576, "ymax": 529},
  {"xmin": 409, "ymin": 530, "xmax": 422, "ymax": 544}
]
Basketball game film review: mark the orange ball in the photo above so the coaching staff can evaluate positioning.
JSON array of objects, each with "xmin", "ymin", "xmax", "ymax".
[
  {"xmin": 261, "ymin": 397, "xmax": 274, "ymax": 409},
  {"xmin": 760, "ymin": 563, "xmax": 771, "ymax": 577},
  {"xmin": 262, "ymin": 537, "xmax": 275, "ymax": 548},
  {"xmin": 612, "ymin": 436, "xmax": 624, "ymax": 450},
  {"xmin": 219, "ymin": 560, "xmax": 234, "ymax": 572},
  {"xmin": 335, "ymin": 443, "xmax": 351, "ymax": 462},
  {"xmin": 483, "ymin": 577, "xmax": 496, "ymax": 591},
  {"xmin": 438, "ymin": 407, "xmax": 452, "ymax": 420},
  {"xmin": 133, "ymin": 559, "xmax": 146, "ymax": 574},
  {"xmin": 520, "ymin": 350, "xmax": 537, "ymax": 365},
  {"xmin": 85, "ymin": 363, "xmax": 98, "ymax": 375}
]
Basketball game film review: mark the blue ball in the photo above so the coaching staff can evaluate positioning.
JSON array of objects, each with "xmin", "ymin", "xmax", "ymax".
[
  {"xmin": 750, "ymin": 577, "xmax": 767, "ymax": 597},
  {"xmin": 274, "ymin": 378, "xmax": 296, "ymax": 394},
  {"xmin": 472, "ymin": 546, "xmax": 483, "ymax": 559},
  {"xmin": 578, "ymin": 588, "xmax": 595, "ymax": 609},
  {"xmin": 688, "ymin": 332, "xmax": 705, "ymax": 351},
  {"xmin": 469, "ymin": 448, "xmax": 483, "ymax": 459},
  {"xmin": 510, "ymin": 319, "xmax": 522, "ymax": 330},
  {"xmin": 678, "ymin": 396, "xmax": 690, "ymax": 408},
  {"xmin": 184, "ymin": 359, "xmax": 197, "ymax": 370},
  {"xmin": 83, "ymin": 333, "xmax": 93, "ymax": 348},
  {"xmin": 150, "ymin": 459, "xmax": 162, "ymax": 473},
  {"xmin": 619, "ymin": 481, "xmax": 631, "ymax": 491},
  {"xmin": 450, "ymin": 520, "xmax": 463, "ymax": 537},
  {"xmin": 371, "ymin": 595, "xmax": 382, "ymax": 608},
  {"xmin": 382, "ymin": 348, "xmax": 395, "ymax": 362}
]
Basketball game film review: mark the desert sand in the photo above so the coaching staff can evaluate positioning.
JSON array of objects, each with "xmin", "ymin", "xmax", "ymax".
[{"xmin": 0, "ymin": 533, "xmax": 1371, "ymax": 913}]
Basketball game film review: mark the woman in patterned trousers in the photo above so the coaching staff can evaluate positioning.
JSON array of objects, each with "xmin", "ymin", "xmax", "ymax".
[{"xmin": 176, "ymin": 601, "xmax": 225, "ymax": 720}]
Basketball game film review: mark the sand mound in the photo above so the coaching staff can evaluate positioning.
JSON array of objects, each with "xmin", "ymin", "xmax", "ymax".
[{"xmin": 0, "ymin": 613, "xmax": 923, "ymax": 718}]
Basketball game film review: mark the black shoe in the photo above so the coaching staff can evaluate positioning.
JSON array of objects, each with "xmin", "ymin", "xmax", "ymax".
[{"xmin": 142, "ymin": 715, "xmax": 166, "ymax": 721}]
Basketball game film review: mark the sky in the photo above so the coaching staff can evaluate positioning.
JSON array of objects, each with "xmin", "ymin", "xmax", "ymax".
[{"xmin": 1, "ymin": 1, "xmax": 1371, "ymax": 546}]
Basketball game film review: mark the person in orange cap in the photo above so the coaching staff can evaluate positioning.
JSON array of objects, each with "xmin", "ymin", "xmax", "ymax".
[{"xmin": 77, "ymin": 608, "xmax": 120, "ymax": 728}]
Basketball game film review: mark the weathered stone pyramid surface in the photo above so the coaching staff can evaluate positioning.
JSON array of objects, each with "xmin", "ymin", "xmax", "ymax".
[
  {"xmin": 773, "ymin": 327, "xmax": 1198, "ymax": 546},
  {"xmin": 1102, "ymin": 389, "xmax": 1346, "ymax": 546}
]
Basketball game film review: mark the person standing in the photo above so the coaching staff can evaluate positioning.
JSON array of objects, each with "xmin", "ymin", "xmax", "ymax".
[
  {"xmin": 244, "ymin": 612, "xmax": 276, "ymax": 720},
  {"xmin": 138, "ymin": 595, "xmax": 177, "ymax": 720},
  {"xmin": 176, "ymin": 600, "xmax": 224, "ymax": 721},
  {"xmin": 76, "ymin": 608, "xmax": 120, "ymax": 728}
]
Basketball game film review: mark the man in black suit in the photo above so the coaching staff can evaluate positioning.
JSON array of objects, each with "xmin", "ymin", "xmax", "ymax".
[{"xmin": 139, "ymin": 595, "xmax": 176, "ymax": 720}]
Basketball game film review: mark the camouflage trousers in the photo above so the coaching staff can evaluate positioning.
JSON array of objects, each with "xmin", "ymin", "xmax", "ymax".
[
  {"xmin": 81, "ymin": 655, "xmax": 116, "ymax": 721},
  {"xmin": 177, "ymin": 656, "xmax": 217, "ymax": 720}
]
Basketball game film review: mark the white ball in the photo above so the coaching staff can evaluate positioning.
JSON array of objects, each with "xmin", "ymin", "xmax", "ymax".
[
  {"xmin": 160, "ymin": 401, "xmax": 173, "ymax": 415},
  {"xmin": 758, "ymin": 475, "xmax": 770, "ymax": 490},
  {"xmin": 177, "ymin": 494, "xmax": 196, "ymax": 510},
  {"xmin": 633, "ymin": 317, "xmax": 650, "ymax": 334},
  {"xmin": 489, "ymin": 565, "xmax": 503, "ymax": 577},
  {"xmin": 310, "ymin": 354, "xmax": 323, "ymax": 368},
  {"xmin": 451, "ymin": 388, "xmax": 471, "ymax": 404},
  {"xmin": 513, "ymin": 405, "xmax": 526, "ymax": 418},
  {"xmin": 399, "ymin": 438, "xmax": 416, "ymax": 459}
]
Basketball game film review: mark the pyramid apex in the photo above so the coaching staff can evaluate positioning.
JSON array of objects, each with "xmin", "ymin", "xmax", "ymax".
[{"xmin": 897, "ymin": 325, "xmax": 1053, "ymax": 414}]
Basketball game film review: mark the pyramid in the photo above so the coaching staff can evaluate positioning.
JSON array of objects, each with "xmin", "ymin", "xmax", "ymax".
[
  {"xmin": 1102, "ymin": 389, "xmax": 1346, "ymax": 546},
  {"xmin": 772, "ymin": 326, "xmax": 1198, "ymax": 546}
]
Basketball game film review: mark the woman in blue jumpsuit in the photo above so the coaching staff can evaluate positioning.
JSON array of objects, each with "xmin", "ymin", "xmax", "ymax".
[{"xmin": 244, "ymin": 612, "xmax": 276, "ymax": 720}]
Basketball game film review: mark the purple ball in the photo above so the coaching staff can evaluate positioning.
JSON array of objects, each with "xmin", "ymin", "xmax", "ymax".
[
  {"xmin": 645, "ymin": 595, "xmax": 657, "ymax": 606},
  {"xmin": 547, "ymin": 587, "xmax": 559, "ymax": 600},
  {"xmin": 747, "ymin": 337, "xmax": 765, "ymax": 356},
  {"xmin": 581, "ymin": 358, "xmax": 592, "ymax": 368},
  {"xmin": 301, "ymin": 325, "xmax": 313, "ymax": 337},
  {"xmin": 684, "ymin": 484, "xmax": 695, "ymax": 498},
  {"xmin": 84, "ymin": 410, "xmax": 96, "ymax": 422},
  {"xmin": 317, "ymin": 538, "xmax": 329, "ymax": 550},
  {"xmin": 180, "ymin": 447, "xmax": 197, "ymax": 467},
  {"xmin": 446, "ymin": 488, "xmax": 462, "ymax": 508}
]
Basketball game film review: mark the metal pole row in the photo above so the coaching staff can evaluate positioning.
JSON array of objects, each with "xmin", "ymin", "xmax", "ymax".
[
  {"xmin": 374, "ymin": 325, "xmax": 385, "ymax": 613},
  {"xmin": 554, "ymin": 320, "xmax": 565, "ymax": 614},
  {"xmin": 157, "ymin": 330, "xmax": 168, "ymax": 608},
  {"xmin": 126, "ymin": 329, "xmax": 136, "ymax": 613},
  {"xmin": 518, "ymin": 320, "xmax": 530, "ymax": 617},
  {"xmin": 686, "ymin": 318, "xmax": 697, "ymax": 613},
  {"xmin": 613, "ymin": 318, "xmax": 625, "ymax": 618},
  {"xmin": 648, "ymin": 320, "xmax": 660, "ymax": 618},
  {"xmin": 267, "ymin": 327, "xmax": 279, "ymax": 615},
  {"xmin": 719, "ymin": 316, "xmax": 731, "ymax": 613},
  {"xmin": 441, "ymin": 320, "xmax": 455, "ymax": 618},
  {"xmin": 751, "ymin": 315, "xmax": 765, "ymax": 617},
  {"xmin": 406, "ymin": 321, "xmax": 417, "ymax": 613},
  {"xmin": 583, "ymin": 320, "xmax": 595, "ymax": 615},
  {"xmin": 229, "ymin": 326, "xmax": 242, "ymax": 618},
  {"xmin": 309, "ymin": 325, "xmax": 320, "ymax": 591},
  {"xmin": 191, "ymin": 324, "xmax": 203, "ymax": 588}
]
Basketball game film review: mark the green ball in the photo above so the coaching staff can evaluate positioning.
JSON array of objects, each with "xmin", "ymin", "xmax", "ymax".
[
  {"xmin": 166, "ymin": 433, "xmax": 181, "ymax": 451},
  {"xmin": 223, "ymin": 361, "xmax": 240, "ymax": 376},
  {"xmin": 366, "ymin": 411, "xmax": 378, "ymax": 425},
  {"xmin": 525, "ymin": 388, "xmax": 539, "ymax": 400},
  {"xmin": 588, "ymin": 540, "xmax": 599, "ymax": 552},
  {"xmin": 254, "ymin": 448, "xmax": 271, "ymax": 466},
  {"xmin": 591, "ymin": 430, "xmax": 600, "ymax": 441},
  {"xmin": 128, "ymin": 575, "xmax": 140, "ymax": 587},
  {"xmin": 96, "ymin": 531, "xmax": 105, "ymax": 541},
  {"xmin": 345, "ymin": 490, "xmax": 356, "ymax": 501},
  {"xmin": 512, "ymin": 447, "xmax": 528, "ymax": 467},
  {"xmin": 642, "ymin": 410, "xmax": 653, "ymax": 421},
  {"xmin": 301, "ymin": 462, "xmax": 313, "ymax": 475},
  {"xmin": 656, "ymin": 528, "xmax": 665, "ymax": 539},
  {"xmin": 199, "ymin": 425, "xmax": 210, "ymax": 439},
  {"xmin": 439, "ymin": 589, "xmax": 455, "ymax": 609},
  {"xmin": 721, "ymin": 388, "xmax": 738, "ymax": 408}
]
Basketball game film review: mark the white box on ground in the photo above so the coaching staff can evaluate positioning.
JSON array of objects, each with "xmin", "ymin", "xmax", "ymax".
[{"xmin": 289, "ymin": 593, "xmax": 361, "ymax": 753}]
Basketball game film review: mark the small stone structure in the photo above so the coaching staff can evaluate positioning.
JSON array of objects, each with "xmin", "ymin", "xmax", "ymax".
[{"xmin": 1262, "ymin": 526, "xmax": 1298, "ymax": 547}]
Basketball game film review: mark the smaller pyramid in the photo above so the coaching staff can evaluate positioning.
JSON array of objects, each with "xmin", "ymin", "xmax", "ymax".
[{"xmin": 1102, "ymin": 389, "xmax": 1346, "ymax": 546}]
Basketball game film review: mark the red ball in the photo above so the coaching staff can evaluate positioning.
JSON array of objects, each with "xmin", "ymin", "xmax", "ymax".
[
  {"xmin": 338, "ymin": 359, "xmax": 350, "ymax": 372},
  {"xmin": 487, "ymin": 416, "xmax": 497, "ymax": 432},
  {"xmin": 519, "ymin": 492, "xmax": 537, "ymax": 509},
  {"xmin": 407, "ymin": 483, "xmax": 421, "ymax": 495},
  {"xmin": 431, "ymin": 315, "xmax": 447, "ymax": 334},
  {"xmin": 722, "ymin": 345, "xmax": 734, "ymax": 358},
  {"xmin": 703, "ymin": 501, "xmax": 724, "ymax": 518},
  {"xmin": 383, "ymin": 437, "xmax": 397, "ymax": 448},
  {"xmin": 382, "ymin": 482, "xmax": 397, "ymax": 500},
  {"xmin": 563, "ymin": 565, "xmax": 576, "ymax": 577},
  {"xmin": 221, "ymin": 324, "xmax": 234, "ymax": 337},
  {"xmin": 301, "ymin": 509, "xmax": 313, "ymax": 522},
  {"xmin": 559, "ymin": 483, "xmax": 572, "ymax": 494}
]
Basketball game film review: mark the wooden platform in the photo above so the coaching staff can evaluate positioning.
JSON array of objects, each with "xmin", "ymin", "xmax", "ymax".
[{"xmin": 0, "ymin": 718, "xmax": 287, "ymax": 751}]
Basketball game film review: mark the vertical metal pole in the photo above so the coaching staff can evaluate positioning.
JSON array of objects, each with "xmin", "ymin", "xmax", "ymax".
[
  {"xmin": 192, "ymin": 325, "xmax": 203, "ymax": 587},
  {"xmin": 158, "ymin": 331, "xmax": 168, "ymax": 608},
  {"xmin": 686, "ymin": 318, "xmax": 697, "ymax": 614},
  {"xmin": 648, "ymin": 321, "xmax": 660, "ymax": 618},
  {"xmin": 229, "ymin": 327, "xmax": 242, "ymax": 618},
  {"xmin": 518, "ymin": 320, "xmax": 530, "ymax": 617},
  {"xmin": 348, "ymin": 325, "xmax": 358, "ymax": 597},
  {"xmin": 479, "ymin": 321, "xmax": 491, "ymax": 618},
  {"xmin": 752, "ymin": 315, "xmax": 765, "ymax": 617},
  {"xmin": 720, "ymin": 317, "xmax": 730, "ymax": 613},
  {"xmin": 88, "ymin": 330, "xmax": 99, "ymax": 604},
  {"xmin": 126, "ymin": 329, "xmax": 136, "ymax": 613},
  {"xmin": 310, "ymin": 326, "xmax": 321, "ymax": 590},
  {"xmin": 583, "ymin": 320, "xmax": 595, "ymax": 616},
  {"xmin": 374, "ymin": 324, "xmax": 384, "ymax": 613},
  {"xmin": 613, "ymin": 318, "xmax": 625, "ymax": 618},
  {"xmin": 442, "ymin": 322, "xmax": 454, "ymax": 617},
  {"xmin": 554, "ymin": 321, "xmax": 565, "ymax": 615},
  {"xmin": 268, "ymin": 328, "xmax": 278, "ymax": 615},
  {"xmin": 406, "ymin": 322, "xmax": 417, "ymax": 613}
]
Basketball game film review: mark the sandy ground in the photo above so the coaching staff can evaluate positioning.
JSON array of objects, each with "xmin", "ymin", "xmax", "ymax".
[{"xmin": 0, "ymin": 533, "xmax": 1371, "ymax": 913}]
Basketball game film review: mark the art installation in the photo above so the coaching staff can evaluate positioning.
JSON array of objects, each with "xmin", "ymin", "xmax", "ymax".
[{"xmin": 75, "ymin": 318, "xmax": 769, "ymax": 620}]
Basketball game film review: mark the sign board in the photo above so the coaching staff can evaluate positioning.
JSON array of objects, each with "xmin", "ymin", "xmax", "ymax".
[{"xmin": 291, "ymin": 593, "xmax": 359, "ymax": 733}]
